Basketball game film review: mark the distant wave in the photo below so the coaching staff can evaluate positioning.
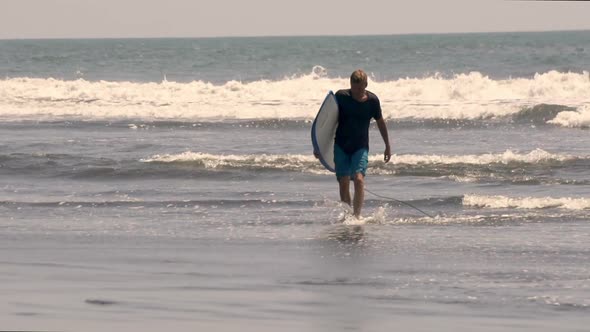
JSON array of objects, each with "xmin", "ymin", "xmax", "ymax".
[
  {"xmin": 142, "ymin": 149, "xmax": 590, "ymax": 184},
  {"xmin": 548, "ymin": 104, "xmax": 590, "ymax": 128},
  {"xmin": 0, "ymin": 152, "xmax": 236, "ymax": 180},
  {"xmin": 463, "ymin": 194, "xmax": 590, "ymax": 211},
  {"xmin": 142, "ymin": 149, "xmax": 579, "ymax": 168},
  {"xmin": 1, "ymin": 70, "xmax": 589, "ymax": 127},
  {"xmin": 2, "ymin": 149, "xmax": 588, "ymax": 183}
]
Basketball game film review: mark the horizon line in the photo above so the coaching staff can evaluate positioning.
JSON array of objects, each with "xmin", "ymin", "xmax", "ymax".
[{"xmin": 1, "ymin": 28, "xmax": 589, "ymax": 41}]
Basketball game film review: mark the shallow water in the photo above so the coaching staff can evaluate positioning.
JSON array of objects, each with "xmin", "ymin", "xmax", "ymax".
[{"xmin": 2, "ymin": 32, "xmax": 590, "ymax": 330}]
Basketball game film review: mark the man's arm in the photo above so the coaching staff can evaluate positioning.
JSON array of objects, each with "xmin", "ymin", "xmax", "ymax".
[{"xmin": 376, "ymin": 118, "xmax": 391, "ymax": 163}]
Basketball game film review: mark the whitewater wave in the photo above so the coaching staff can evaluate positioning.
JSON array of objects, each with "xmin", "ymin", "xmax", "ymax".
[
  {"xmin": 548, "ymin": 104, "xmax": 590, "ymax": 128},
  {"xmin": 3, "ymin": 149, "xmax": 585, "ymax": 182},
  {"xmin": 464, "ymin": 194, "xmax": 590, "ymax": 211},
  {"xmin": 140, "ymin": 149, "xmax": 589, "ymax": 184},
  {"xmin": 1, "ymin": 70, "xmax": 589, "ymax": 125},
  {"xmin": 141, "ymin": 152, "xmax": 330, "ymax": 174},
  {"xmin": 142, "ymin": 149, "xmax": 579, "ymax": 168}
]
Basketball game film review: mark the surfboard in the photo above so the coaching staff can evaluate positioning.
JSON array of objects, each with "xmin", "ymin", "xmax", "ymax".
[{"xmin": 311, "ymin": 91, "xmax": 339, "ymax": 172}]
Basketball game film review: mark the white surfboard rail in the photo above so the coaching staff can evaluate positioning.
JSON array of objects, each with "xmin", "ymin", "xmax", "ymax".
[{"xmin": 311, "ymin": 91, "xmax": 339, "ymax": 173}]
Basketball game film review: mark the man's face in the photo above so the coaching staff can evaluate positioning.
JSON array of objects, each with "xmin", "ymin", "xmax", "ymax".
[{"xmin": 351, "ymin": 81, "xmax": 367, "ymax": 95}]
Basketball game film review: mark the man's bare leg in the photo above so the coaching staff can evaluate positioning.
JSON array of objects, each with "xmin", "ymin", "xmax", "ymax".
[
  {"xmin": 353, "ymin": 173, "xmax": 365, "ymax": 218},
  {"xmin": 338, "ymin": 176, "xmax": 351, "ymax": 206}
]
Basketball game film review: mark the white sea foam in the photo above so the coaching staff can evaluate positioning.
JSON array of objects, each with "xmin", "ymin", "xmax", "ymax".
[
  {"xmin": 548, "ymin": 104, "xmax": 590, "ymax": 128},
  {"xmin": 1, "ymin": 70, "xmax": 589, "ymax": 122},
  {"xmin": 339, "ymin": 205, "xmax": 389, "ymax": 225},
  {"xmin": 142, "ymin": 149, "xmax": 579, "ymax": 171},
  {"xmin": 464, "ymin": 194, "xmax": 590, "ymax": 210},
  {"xmin": 140, "ymin": 152, "xmax": 330, "ymax": 174},
  {"xmin": 385, "ymin": 148, "xmax": 574, "ymax": 165},
  {"xmin": 141, "ymin": 151, "xmax": 314, "ymax": 166}
]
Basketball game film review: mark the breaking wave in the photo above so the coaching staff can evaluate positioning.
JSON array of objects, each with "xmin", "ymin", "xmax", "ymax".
[
  {"xmin": 464, "ymin": 194, "xmax": 590, "ymax": 211},
  {"xmin": 1, "ymin": 70, "xmax": 589, "ymax": 127}
]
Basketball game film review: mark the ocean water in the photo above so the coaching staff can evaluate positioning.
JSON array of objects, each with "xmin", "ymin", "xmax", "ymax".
[{"xmin": 1, "ymin": 31, "xmax": 590, "ymax": 331}]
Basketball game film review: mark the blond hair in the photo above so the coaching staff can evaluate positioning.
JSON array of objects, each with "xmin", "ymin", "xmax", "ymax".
[{"xmin": 350, "ymin": 69, "xmax": 368, "ymax": 85}]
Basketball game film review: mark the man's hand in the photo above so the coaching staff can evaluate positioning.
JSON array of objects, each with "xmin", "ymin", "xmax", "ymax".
[
  {"xmin": 384, "ymin": 145, "xmax": 391, "ymax": 163},
  {"xmin": 376, "ymin": 118, "xmax": 391, "ymax": 163}
]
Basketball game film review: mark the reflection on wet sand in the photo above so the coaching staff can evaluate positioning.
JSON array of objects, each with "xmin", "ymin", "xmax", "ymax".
[{"xmin": 326, "ymin": 225, "xmax": 365, "ymax": 243}]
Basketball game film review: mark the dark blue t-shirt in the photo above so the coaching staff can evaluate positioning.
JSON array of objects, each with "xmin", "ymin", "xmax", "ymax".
[{"xmin": 334, "ymin": 89, "xmax": 383, "ymax": 154}]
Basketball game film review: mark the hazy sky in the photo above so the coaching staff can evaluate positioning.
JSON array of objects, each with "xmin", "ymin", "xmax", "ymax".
[{"xmin": 1, "ymin": 0, "xmax": 589, "ymax": 39}]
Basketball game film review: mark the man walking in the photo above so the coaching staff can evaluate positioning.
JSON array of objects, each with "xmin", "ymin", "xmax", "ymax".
[{"xmin": 332, "ymin": 69, "xmax": 391, "ymax": 218}]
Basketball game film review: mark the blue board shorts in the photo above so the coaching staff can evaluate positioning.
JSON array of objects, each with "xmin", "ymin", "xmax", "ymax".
[{"xmin": 334, "ymin": 144, "xmax": 369, "ymax": 180}]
